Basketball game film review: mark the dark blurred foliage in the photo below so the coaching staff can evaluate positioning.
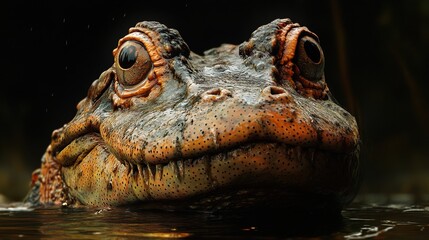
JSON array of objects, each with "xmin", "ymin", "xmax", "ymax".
[{"xmin": 1, "ymin": 0, "xmax": 428, "ymax": 202}]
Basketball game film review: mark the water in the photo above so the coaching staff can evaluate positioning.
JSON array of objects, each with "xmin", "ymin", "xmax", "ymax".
[{"xmin": 0, "ymin": 201, "xmax": 428, "ymax": 239}]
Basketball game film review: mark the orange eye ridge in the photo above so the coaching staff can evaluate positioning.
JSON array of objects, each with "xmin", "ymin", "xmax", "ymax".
[{"xmin": 274, "ymin": 22, "xmax": 328, "ymax": 100}]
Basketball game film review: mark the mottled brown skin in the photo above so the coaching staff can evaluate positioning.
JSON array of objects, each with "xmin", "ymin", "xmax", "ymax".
[{"xmin": 26, "ymin": 19, "xmax": 360, "ymax": 211}]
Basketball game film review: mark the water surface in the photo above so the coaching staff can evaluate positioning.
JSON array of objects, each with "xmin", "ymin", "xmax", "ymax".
[{"xmin": 0, "ymin": 202, "xmax": 428, "ymax": 239}]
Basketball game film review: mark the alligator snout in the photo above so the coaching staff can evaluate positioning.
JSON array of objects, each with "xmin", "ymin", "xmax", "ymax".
[{"xmin": 28, "ymin": 19, "xmax": 360, "ymax": 208}]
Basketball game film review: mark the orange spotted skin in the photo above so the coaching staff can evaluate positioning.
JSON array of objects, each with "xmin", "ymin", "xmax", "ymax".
[{"xmin": 26, "ymin": 19, "xmax": 360, "ymax": 210}]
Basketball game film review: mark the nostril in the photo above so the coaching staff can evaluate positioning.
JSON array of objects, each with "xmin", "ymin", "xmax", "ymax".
[
  {"xmin": 261, "ymin": 86, "xmax": 291, "ymax": 103},
  {"xmin": 206, "ymin": 88, "xmax": 222, "ymax": 96},
  {"xmin": 201, "ymin": 88, "xmax": 232, "ymax": 102},
  {"xmin": 269, "ymin": 86, "xmax": 287, "ymax": 95}
]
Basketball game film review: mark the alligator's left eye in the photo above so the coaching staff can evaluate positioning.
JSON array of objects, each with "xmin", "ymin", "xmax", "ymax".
[
  {"xmin": 115, "ymin": 40, "xmax": 152, "ymax": 86},
  {"xmin": 294, "ymin": 35, "xmax": 325, "ymax": 81}
]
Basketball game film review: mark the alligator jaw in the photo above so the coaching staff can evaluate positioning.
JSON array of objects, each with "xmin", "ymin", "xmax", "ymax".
[{"xmin": 59, "ymin": 141, "xmax": 358, "ymax": 207}]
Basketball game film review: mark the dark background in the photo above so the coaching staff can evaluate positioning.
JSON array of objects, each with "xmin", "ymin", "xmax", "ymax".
[{"xmin": 1, "ymin": 0, "xmax": 428, "ymax": 202}]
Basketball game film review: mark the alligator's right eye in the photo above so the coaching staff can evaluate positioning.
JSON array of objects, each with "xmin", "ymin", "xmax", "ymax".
[
  {"xmin": 294, "ymin": 35, "xmax": 325, "ymax": 81},
  {"xmin": 115, "ymin": 40, "xmax": 152, "ymax": 86}
]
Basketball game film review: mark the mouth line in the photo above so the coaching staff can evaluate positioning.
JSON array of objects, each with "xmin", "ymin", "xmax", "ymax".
[
  {"xmin": 57, "ymin": 128, "xmax": 359, "ymax": 207},
  {"xmin": 108, "ymin": 141, "xmax": 347, "ymax": 197},
  {"xmin": 56, "ymin": 129, "xmax": 355, "ymax": 177}
]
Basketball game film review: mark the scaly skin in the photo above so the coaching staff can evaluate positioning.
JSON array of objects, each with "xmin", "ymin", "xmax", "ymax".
[{"xmin": 26, "ymin": 19, "xmax": 360, "ymax": 210}]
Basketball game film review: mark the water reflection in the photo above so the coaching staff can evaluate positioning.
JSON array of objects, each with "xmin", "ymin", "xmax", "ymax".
[
  {"xmin": 0, "ymin": 202, "xmax": 428, "ymax": 239},
  {"xmin": 341, "ymin": 205, "xmax": 429, "ymax": 240}
]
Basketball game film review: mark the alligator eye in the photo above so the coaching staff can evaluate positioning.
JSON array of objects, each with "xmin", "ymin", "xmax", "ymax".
[
  {"xmin": 115, "ymin": 40, "xmax": 152, "ymax": 86},
  {"xmin": 294, "ymin": 35, "xmax": 324, "ymax": 81},
  {"xmin": 119, "ymin": 44, "xmax": 137, "ymax": 69}
]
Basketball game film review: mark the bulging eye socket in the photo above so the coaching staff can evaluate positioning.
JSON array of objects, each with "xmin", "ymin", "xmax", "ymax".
[
  {"xmin": 294, "ymin": 35, "xmax": 325, "ymax": 81},
  {"xmin": 115, "ymin": 40, "xmax": 153, "ymax": 86}
]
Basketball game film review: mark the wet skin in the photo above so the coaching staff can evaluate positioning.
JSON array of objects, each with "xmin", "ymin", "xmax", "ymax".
[{"xmin": 27, "ymin": 19, "xmax": 360, "ymax": 210}]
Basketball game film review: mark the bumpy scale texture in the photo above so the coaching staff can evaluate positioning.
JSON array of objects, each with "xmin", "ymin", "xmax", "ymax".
[{"xmin": 27, "ymin": 19, "xmax": 360, "ymax": 211}]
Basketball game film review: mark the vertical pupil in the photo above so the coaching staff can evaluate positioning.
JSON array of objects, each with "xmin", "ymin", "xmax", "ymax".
[
  {"xmin": 119, "ymin": 45, "xmax": 137, "ymax": 69},
  {"xmin": 304, "ymin": 40, "xmax": 321, "ymax": 63}
]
